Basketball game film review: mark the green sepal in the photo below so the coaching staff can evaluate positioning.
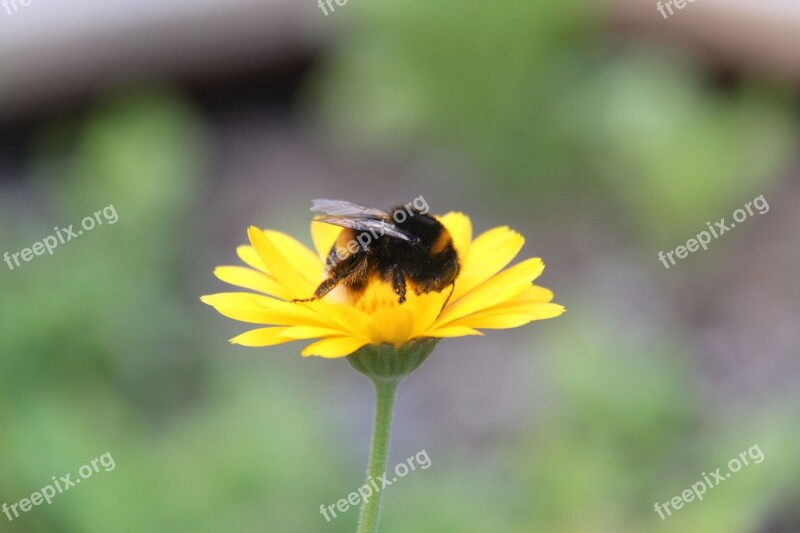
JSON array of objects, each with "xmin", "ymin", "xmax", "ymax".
[{"xmin": 347, "ymin": 338, "xmax": 439, "ymax": 382}]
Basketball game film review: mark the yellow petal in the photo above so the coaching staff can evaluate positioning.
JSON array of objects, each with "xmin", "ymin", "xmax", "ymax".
[
  {"xmin": 248, "ymin": 227, "xmax": 316, "ymax": 299},
  {"xmin": 201, "ymin": 293, "xmax": 281, "ymax": 324},
  {"xmin": 436, "ymin": 258, "xmax": 545, "ymax": 327},
  {"xmin": 472, "ymin": 284, "xmax": 555, "ymax": 312},
  {"xmin": 408, "ymin": 291, "xmax": 450, "ymax": 338},
  {"xmin": 310, "ymin": 299, "xmax": 372, "ymax": 337},
  {"xmin": 263, "ymin": 230, "xmax": 323, "ymax": 284},
  {"xmin": 451, "ymin": 227, "xmax": 524, "ymax": 302},
  {"xmin": 437, "ymin": 212, "xmax": 472, "ymax": 258},
  {"xmin": 423, "ymin": 326, "xmax": 484, "ymax": 338},
  {"xmin": 201, "ymin": 293, "xmax": 329, "ymax": 327},
  {"xmin": 237, "ymin": 245, "xmax": 269, "ymax": 274},
  {"xmin": 513, "ymin": 284, "xmax": 555, "ymax": 304},
  {"xmin": 311, "ymin": 219, "xmax": 343, "ymax": 259},
  {"xmin": 230, "ymin": 327, "xmax": 294, "ymax": 347},
  {"xmin": 451, "ymin": 303, "xmax": 565, "ymax": 330},
  {"xmin": 214, "ymin": 266, "xmax": 292, "ymax": 300},
  {"xmin": 279, "ymin": 325, "xmax": 349, "ymax": 340},
  {"xmin": 253, "ymin": 295, "xmax": 362, "ymax": 331},
  {"xmin": 301, "ymin": 337, "xmax": 371, "ymax": 358}
]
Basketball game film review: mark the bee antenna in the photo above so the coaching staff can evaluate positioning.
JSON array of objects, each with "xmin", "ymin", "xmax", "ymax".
[{"xmin": 439, "ymin": 281, "xmax": 456, "ymax": 315}]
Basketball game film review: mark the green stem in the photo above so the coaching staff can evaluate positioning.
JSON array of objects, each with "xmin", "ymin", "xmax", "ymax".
[{"xmin": 356, "ymin": 378, "xmax": 399, "ymax": 533}]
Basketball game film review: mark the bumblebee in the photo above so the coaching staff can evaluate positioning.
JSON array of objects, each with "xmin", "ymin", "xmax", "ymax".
[{"xmin": 294, "ymin": 199, "xmax": 460, "ymax": 304}]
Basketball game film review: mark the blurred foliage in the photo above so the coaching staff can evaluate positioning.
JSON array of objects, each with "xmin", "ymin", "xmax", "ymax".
[
  {"xmin": 568, "ymin": 53, "xmax": 798, "ymax": 242},
  {"xmin": 312, "ymin": 0, "xmax": 798, "ymax": 242},
  {"xmin": 514, "ymin": 318, "xmax": 800, "ymax": 533},
  {"xmin": 0, "ymin": 92, "xmax": 348, "ymax": 532}
]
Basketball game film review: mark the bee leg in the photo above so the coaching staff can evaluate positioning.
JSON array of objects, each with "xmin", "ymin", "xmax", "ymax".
[
  {"xmin": 343, "ymin": 256, "xmax": 370, "ymax": 293},
  {"xmin": 291, "ymin": 277, "xmax": 339, "ymax": 303},
  {"xmin": 292, "ymin": 275, "xmax": 343, "ymax": 303},
  {"xmin": 291, "ymin": 257, "xmax": 358, "ymax": 303},
  {"xmin": 389, "ymin": 266, "xmax": 407, "ymax": 304}
]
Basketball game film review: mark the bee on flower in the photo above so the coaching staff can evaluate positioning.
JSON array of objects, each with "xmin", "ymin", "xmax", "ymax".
[{"xmin": 202, "ymin": 198, "xmax": 564, "ymax": 358}]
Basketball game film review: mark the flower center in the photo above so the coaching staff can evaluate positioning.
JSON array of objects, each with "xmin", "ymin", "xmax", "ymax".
[{"xmin": 325, "ymin": 280, "xmax": 405, "ymax": 314}]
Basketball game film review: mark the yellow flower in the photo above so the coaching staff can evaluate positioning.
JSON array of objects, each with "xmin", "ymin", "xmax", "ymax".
[{"xmin": 201, "ymin": 212, "xmax": 564, "ymax": 358}]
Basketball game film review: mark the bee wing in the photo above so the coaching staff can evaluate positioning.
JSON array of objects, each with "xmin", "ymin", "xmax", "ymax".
[
  {"xmin": 314, "ymin": 216, "xmax": 415, "ymax": 243},
  {"xmin": 310, "ymin": 199, "xmax": 388, "ymax": 219}
]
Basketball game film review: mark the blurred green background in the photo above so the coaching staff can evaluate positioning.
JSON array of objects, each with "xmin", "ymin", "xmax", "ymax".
[{"xmin": 1, "ymin": 0, "xmax": 799, "ymax": 531}]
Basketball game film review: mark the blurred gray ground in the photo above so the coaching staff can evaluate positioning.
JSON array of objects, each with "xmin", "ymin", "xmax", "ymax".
[{"xmin": 0, "ymin": 0, "xmax": 322, "ymax": 120}]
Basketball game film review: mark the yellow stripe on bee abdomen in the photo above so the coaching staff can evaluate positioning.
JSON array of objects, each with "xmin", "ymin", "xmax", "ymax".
[{"xmin": 431, "ymin": 231, "xmax": 453, "ymax": 254}]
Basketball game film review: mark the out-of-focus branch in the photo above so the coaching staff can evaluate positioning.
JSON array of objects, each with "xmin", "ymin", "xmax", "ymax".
[
  {"xmin": 613, "ymin": 0, "xmax": 800, "ymax": 84},
  {"xmin": 0, "ymin": 0, "xmax": 326, "ymax": 120}
]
